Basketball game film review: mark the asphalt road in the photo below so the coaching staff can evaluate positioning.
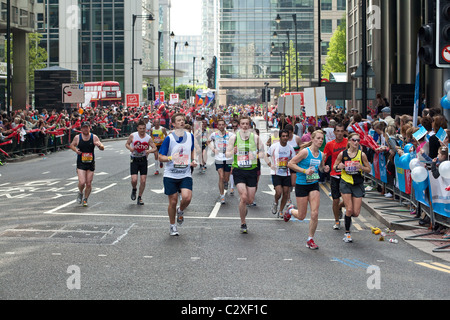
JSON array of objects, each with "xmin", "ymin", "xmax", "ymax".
[{"xmin": 0, "ymin": 137, "xmax": 449, "ymax": 305}]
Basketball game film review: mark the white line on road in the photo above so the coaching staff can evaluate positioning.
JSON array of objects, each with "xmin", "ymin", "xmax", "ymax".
[{"xmin": 208, "ymin": 202, "xmax": 221, "ymax": 218}]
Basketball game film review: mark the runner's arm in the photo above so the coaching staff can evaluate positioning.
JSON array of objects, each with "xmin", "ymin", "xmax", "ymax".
[
  {"xmin": 287, "ymin": 148, "xmax": 309, "ymax": 174},
  {"xmin": 69, "ymin": 135, "xmax": 81, "ymax": 154},
  {"xmin": 147, "ymin": 139, "xmax": 158, "ymax": 155},
  {"xmin": 93, "ymin": 135, "xmax": 105, "ymax": 150},
  {"xmin": 360, "ymin": 152, "xmax": 372, "ymax": 173},
  {"xmin": 125, "ymin": 134, "xmax": 134, "ymax": 153}
]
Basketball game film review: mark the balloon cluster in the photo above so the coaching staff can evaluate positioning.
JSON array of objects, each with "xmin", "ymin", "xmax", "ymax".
[{"xmin": 440, "ymin": 80, "xmax": 450, "ymax": 109}]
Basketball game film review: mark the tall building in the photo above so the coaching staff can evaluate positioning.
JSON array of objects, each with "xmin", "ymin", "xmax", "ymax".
[
  {"xmin": 0, "ymin": 0, "xmax": 36, "ymax": 110},
  {"xmin": 36, "ymin": 0, "xmax": 160, "ymax": 100},
  {"xmin": 216, "ymin": 0, "xmax": 345, "ymax": 106}
]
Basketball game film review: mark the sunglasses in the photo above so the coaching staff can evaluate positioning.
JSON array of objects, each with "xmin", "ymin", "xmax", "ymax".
[{"xmin": 351, "ymin": 138, "xmax": 361, "ymax": 142}]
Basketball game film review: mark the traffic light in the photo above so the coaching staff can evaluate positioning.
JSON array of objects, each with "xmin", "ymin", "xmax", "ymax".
[
  {"xmin": 147, "ymin": 84, "xmax": 155, "ymax": 101},
  {"xmin": 185, "ymin": 89, "xmax": 191, "ymax": 100},
  {"xmin": 262, "ymin": 88, "xmax": 271, "ymax": 103},
  {"xmin": 436, "ymin": 0, "xmax": 450, "ymax": 68},
  {"xmin": 419, "ymin": 23, "xmax": 436, "ymax": 66}
]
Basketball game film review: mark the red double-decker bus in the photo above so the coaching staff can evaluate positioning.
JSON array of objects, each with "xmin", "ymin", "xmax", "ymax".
[{"xmin": 84, "ymin": 81, "xmax": 122, "ymax": 108}]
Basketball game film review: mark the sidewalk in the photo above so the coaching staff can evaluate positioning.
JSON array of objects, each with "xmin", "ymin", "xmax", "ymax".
[{"xmin": 361, "ymin": 189, "xmax": 450, "ymax": 263}]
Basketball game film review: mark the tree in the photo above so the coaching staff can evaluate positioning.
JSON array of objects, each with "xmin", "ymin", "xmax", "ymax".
[{"xmin": 322, "ymin": 17, "xmax": 347, "ymax": 80}]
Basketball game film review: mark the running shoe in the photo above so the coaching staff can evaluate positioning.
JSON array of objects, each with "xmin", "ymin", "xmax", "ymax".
[
  {"xmin": 230, "ymin": 188, "xmax": 234, "ymax": 196},
  {"xmin": 283, "ymin": 204, "xmax": 294, "ymax": 222},
  {"xmin": 333, "ymin": 222, "xmax": 341, "ymax": 230},
  {"xmin": 77, "ymin": 192, "xmax": 83, "ymax": 204},
  {"xmin": 131, "ymin": 188, "xmax": 137, "ymax": 201},
  {"xmin": 154, "ymin": 170, "xmax": 159, "ymax": 175},
  {"xmin": 82, "ymin": 198, "xmax": 88, "ymax": 207},
  {"xmin": 306, "ymin": 238, "xmax": 319, "ymax": 250},
  {"xmin": 137, "ymin": 196, "xmax": 144, "ymax": 205},
  {"xmin": 271, "ymin": 202, "xmax": 278, "ymax": 215},
  {"xmin": 220, "ymin": 195, "xmax": 225, "ymax": 204},
  {"xmin": 240, "ymin": 224, "xmax": 248, "ymax": 234},
  {"xmin": 160, "ymin": 162, "xmax": 163, "ymax": 168},
  {"xmin": 177, "ymin": 207, "xmax": 184, "ymax": 226},
  {"xmin": 247, "ymin": 202, "xmax": 256, "ymax": 207},
  {"xmin": 343, "ymin": 233, "xmax": 353, "ymax": 243},
  {"xmin": 170, "ymin": 225, "xmax": 179, "ymax": 236}
]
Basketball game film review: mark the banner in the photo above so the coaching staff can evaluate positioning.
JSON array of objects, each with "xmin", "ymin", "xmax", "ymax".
[
  {"xmin": 429, "ymin": 175, "xmax": 450, "ymax": 218},
  {"xmin": 395, "ymin": 154, "xmax": 412, "ymax": 194},
  {"xmin": 371, "ymin": 152, "xmax": 387, "ymax": 183}
]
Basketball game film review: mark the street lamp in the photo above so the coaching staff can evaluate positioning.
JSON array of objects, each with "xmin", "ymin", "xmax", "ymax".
[
  {"xmin": 173, "ymin": 41, "xmax": 178, "ymax": 95},
  {"xmin": 132, "ymin": 13, "xmax": 154, "ymax": 93},
  {"xmin": 276, "ymin": 13, "xmax": 299, "ymax": 92}
]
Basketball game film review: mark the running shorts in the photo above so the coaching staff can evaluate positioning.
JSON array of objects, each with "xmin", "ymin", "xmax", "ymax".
[
  {"xmin": 232, "ymin": 168, "xmax": 258, "ymax": 188},
  {"xmin": 295, "ymin": 183, "xmax": 320, "ymax": 198},
  {"xmin": 163, "ymin": 177, "xmax": 193, "ymax": 195}
]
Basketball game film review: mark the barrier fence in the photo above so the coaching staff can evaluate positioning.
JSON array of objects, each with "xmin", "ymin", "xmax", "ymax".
[
  {"xmin": 364, "ymin": 147, "xmax": 450, "ymax": 253},
  {"xmin": 0, "ymin": 122, "xmax": 137, "ymax": 161}
]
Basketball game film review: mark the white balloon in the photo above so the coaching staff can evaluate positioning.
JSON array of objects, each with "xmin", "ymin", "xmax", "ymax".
[
  {"xmin": 411, "ymin": 166, "xmax": 428, "ymax": 183},
  {"xmin": 409, "ymin": 158, "xmax": 422, "ymax": 171},
  {"xmin": 439, "ymin": 161, "xmax": 450, "ymax": 179},
  {"xmin": 445, "ymin": 80, "xmax": 450, "ymax": 93}
]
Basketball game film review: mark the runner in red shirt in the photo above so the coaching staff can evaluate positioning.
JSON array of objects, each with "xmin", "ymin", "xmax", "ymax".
[{"xmin": 323, "ymin": 123, "xmax": 348, "ymax": 230}]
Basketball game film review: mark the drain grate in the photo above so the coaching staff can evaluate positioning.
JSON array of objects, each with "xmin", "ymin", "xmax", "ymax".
[{"xmin": 0, "ymin": 223, "xmax": 130, "ymax": 245}]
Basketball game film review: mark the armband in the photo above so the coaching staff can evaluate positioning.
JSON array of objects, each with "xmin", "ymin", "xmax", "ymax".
[{"xmin": 168, "ymin": 156, "xmax": 172, "ymax": 162}]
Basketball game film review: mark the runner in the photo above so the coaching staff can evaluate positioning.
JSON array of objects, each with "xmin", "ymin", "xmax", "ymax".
[
  {"xmin": 284, "ymin": 130, "xmax": 330, "ymax": 250},
  {"xmin": 150, "ymin": 118, "xmax": 167, "ymax": 175},
  {"xmin": 69, "ymin": 121, "xmax": 105, "ymax": 207},
  {"xmin": 323, "ymin": 123, "xmax": 348, "ymax": 230},
  {"xmin": 228, "ymin": 119, "xmax": 240, "ymax": 195},
  {"xmin": 333, "ymin": 133, "xmax": 372, "ymax": 243},
  {"xmin": 208, "ymin": 118, "xmax": 233, "ymax": 204},
  {"xmin": 267, "ymin": 129, "xmax": 295, "ymax": 217},
  {"xmin": 226, "ymin": 116, "xmax": 268, "ymax": 234},
  {"xmin": 159, "ymin": 112, "xmax": 197, "ymax": 236},
  {"xmin": 125, "ymin": 120, "xmax": 157, "ymax": 205},
  {"xmin": 285, "ymin": 124, "xmax": 302, "ymax": 208}
]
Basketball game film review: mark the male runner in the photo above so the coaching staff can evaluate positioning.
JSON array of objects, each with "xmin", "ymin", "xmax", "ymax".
[
  {"xmin": 70, "ymin": 121, "xmax": 105, "ymax": 207},
  {"xmin": 323, "ymin": 123, "xmax": 348, "ymax": 229},
  {"xmin": 125, "ymin": 120, "xmax": 157, "ymax": 205},
  {"xmin": 150, "ymin": 118, "xmax": 167, "ymax": 175},
  {"xmin": 159, "ymin": 113, "xmax": 198, "ymax": 236},
  {"xmin": 267, "ymin": 129, "xmax": 295, "ymax": 217},
  {"xmin": 208, "ymin": 118, "xmax": 233, "ymax": 204},
  {"xmin": 226, "ymin": 116, "xmax": 268, "ymax": 233}
]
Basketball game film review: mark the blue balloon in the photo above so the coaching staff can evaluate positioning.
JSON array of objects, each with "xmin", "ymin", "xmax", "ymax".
[
  {"xmin": 403, "ymin": 143, "xmax": 413, "ymax": 154},
  {"xmin": 441, "ymin": 95, "xmax": 450, "ymax": 110},
  {"xmin": 398, "ymin": 153, "xmax": 411, "ymax": 170}
]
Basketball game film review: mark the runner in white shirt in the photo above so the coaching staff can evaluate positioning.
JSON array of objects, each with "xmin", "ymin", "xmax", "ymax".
[
  {"xmin": 208, "ymin": 118, "xmax": 234, "ymax": 204},
  {"xmin": 159, "ymin": 113, "xmax": 198, "ymax": 236},
  {"xmin": 267, "ymin": 129, "xmax": 295, "ymax": 217}
]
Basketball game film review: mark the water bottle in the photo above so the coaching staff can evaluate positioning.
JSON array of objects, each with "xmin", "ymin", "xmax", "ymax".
[{"xmin": 389, "ymin": 238, "xmax": 398, "ymax": 244}]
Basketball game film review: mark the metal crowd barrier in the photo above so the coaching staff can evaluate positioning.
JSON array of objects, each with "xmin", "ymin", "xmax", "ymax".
[{"xmin": 0, "ymin": 122, "xmax": 136, "ymax": 162}]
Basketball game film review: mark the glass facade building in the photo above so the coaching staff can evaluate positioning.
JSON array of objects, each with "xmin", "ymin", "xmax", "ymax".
[{"xmin": 217, "ymin": 0, "xmax": 345, "ymax": 105}]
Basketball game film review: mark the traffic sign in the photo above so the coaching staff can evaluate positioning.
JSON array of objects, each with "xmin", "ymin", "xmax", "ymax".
[
  {"xmin": 126, "ymin": 94, "xmax": 140, "ymax": 107},
  {"xmin": 169, "ymin": 94, "xmax": 179, "ymax": 104},
  {"xmin": 442, "ymin": 45, "xmax": 450, "ymax": 63},
  {"xmin": 156, "ymin": 91, "xmax": 165, "ymax": 102},
  {"xmin": 62, "ymin": 83, "xmax": 85, "ymax": 104}
]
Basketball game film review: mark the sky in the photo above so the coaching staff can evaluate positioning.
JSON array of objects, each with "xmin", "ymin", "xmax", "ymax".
[{"xmin": 171, "ymin": 0, "xmax": 202, "ymax": 36}]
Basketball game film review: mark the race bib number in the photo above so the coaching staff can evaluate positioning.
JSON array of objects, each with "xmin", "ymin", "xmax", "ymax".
[
  {"xmin": 81, "ymin": 152, "xmax": 93, "ymax": 163},
  {"xmin": 306, "ymin": 159, "xmax": 321, "ymax": 183},
  {"xmin": 277, "ymin": 157, "xmax": 289, "ymax": 170},
  {"xmin": 345, "ymin": 161, "xmax": 360, "ymax": 175}
]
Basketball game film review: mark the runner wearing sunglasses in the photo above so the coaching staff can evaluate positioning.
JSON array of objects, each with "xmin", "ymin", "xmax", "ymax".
[{"xmin": 333, "ymin": 133, "xmax": 372, "ymax": 243}]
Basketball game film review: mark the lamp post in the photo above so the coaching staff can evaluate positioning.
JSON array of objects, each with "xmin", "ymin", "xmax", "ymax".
[
  {"xmin": 276, "ymin": 14, "xmax": 299, "ymax": 92},
  {"xmin": 132, "ymin": 14, "xmax": 154, "ymax": 94},
  {"xmin": 157, "ymin": 31, "xmax": 162, "ymax": 93}
]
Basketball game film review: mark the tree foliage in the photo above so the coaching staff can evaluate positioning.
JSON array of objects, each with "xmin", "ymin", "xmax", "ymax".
[{"xmin": 322, "ymin": 17, "xmax": 347, "ymax": 80}]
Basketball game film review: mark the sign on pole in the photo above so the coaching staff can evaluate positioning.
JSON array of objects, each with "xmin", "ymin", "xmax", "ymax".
[
  {"xmin": 126, "ymin": 94, "xmax": 140, "ymax": 107},
  {"xmin": 62, "ymin": 83, "xmax": 85, "ymax": 104},
  {"xmin": 304, "ymin": 87, "xmax": 327, "ymax": 123},
  {"xmin": 169, "ymin": 93, "xmax": 179, "ymax": 105},
  {"xmin": 156, "ymin": 91, "xmax": 165, "ymax": 102}
]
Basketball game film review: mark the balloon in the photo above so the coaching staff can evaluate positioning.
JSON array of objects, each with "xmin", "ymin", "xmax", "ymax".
[
  {"xmin": 398, "ymin": 153, "xmax": 411, "ymax": 170},
  {"xmin": 411, "ymin": 166, "xmax": 428, "ymax": 183},
  {"xmin": 409, "ymin": 158, "xmax": 422, "ymax": 171},
  {"xmin": 445, "ymin": 80, "xmax": 450, "ymax": 93},
  {"xmin": 439, "ymin": 161, "xmax": 450, "ymax": 179},
  {"xmin": 403, "ymin": 143, "xmax": 413, "ymax": 154},
  {"xmin": 441, "ymin": 95, "xmax": 450, "ymax": 110}
]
